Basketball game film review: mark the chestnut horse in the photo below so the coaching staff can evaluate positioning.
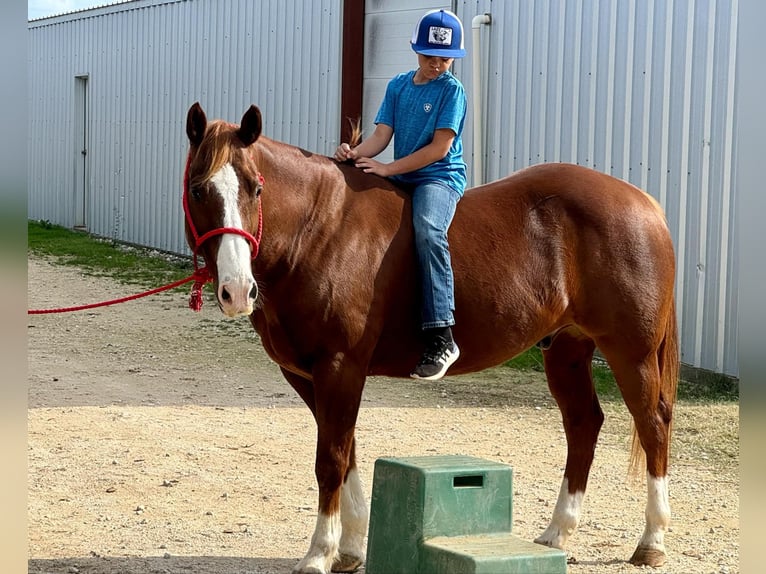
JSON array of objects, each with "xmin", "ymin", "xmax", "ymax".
[{"xmin": 183, "ymin": 102, "xmax": 679, "ymax": 574}]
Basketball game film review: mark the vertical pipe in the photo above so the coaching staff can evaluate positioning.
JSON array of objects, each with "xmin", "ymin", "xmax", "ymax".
[{"xmin": 471, "ymin": 13, "xmax": 491, "ymax": 187}]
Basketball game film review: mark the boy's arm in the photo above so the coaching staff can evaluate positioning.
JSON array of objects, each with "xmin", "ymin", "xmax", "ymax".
[
  {"xmin": 351, "ymin": 124, "xmax": 394, "ymax": 159},
  {"xmin": 334, "ymin": 124, "xmax": 393, "ymax": 161},
  {"xmin": 354, "ymin": 128, "xmax": 455, "ymax": 178}
]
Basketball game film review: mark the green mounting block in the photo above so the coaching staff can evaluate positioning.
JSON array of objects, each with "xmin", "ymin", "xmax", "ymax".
[{"xmin": 365, "ymin": 455, "xmax": 566, "ymax": 574}]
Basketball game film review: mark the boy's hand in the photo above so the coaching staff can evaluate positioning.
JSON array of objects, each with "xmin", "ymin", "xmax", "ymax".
[
  {"xmin": 354, "ymin": 157, "xmax": 389, "ymax": 177},
  {"xmin": 334, "ymin": 143, "xmax": 357, "ymax": 162}
]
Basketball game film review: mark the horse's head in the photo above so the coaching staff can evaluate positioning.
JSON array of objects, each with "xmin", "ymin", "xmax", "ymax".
[{"xmin": 184, "ymin": 102, "xmax": 264, "ymax": 317}]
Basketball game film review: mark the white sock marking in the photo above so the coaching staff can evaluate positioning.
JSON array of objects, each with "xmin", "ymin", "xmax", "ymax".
[
  {"xmin": 294, "ymin": 511, "xmax": 341, "ymax": 573},
  {"xmin": 535, "ymin": 478, "xmax": 583, "ymax": 549},
  {"xmin": 638, "ymin": 473, "xmax": 670, "ymax": 551},
  {"xmin": 339, "ymin": 468, "xmax": 368, "ymax": 559}
]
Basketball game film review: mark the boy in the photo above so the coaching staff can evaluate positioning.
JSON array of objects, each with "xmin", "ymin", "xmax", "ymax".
[{"xmin": 334, "ymin": 9, "xmax": 467, "ymax": 381}]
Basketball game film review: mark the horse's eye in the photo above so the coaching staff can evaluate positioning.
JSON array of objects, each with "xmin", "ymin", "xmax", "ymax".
[
  {"xmin": 190, "ymin": 186, "xmax": 202, "ymax": 201},
  {"xmin": 245, "ymin": 179, "xmax": 262, "ymax": 198},
  {"xmin": 254, "ymin": 173, "xmax": 264, "ymax": 197}
]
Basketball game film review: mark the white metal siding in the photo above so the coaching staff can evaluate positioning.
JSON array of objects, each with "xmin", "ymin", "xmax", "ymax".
[
  {"xmin": 28, "ymin": 0, "xmax": 343, "ymax": 255},
  {"xmin": 455, "ymin": 0, "xmax": 738, "ymax": 375},
  {"xmin": 362, "ymin": 0, "xmax": 452, "ymax": 163}
]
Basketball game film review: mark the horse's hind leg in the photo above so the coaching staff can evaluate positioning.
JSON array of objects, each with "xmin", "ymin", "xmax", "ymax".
[
  {"xmin": 601, "ymin": 347, "xmax": 672, "ymax": 568},
  {"xmin": 535, "ymin": 328, "xmax": 602, "ymax": 551}
]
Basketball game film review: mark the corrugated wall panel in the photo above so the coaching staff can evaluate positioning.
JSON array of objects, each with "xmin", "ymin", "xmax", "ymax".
[
  {"xmin": 456, "ymin": 0, "xmax": 738, "ymax": 375},
  {"xmin": 362, "ymin": 0, "xmax": 451, "ymax": 164},
  {"xmin": 28, "ymin": 0, "xmax": 343, "ymax": 256}
]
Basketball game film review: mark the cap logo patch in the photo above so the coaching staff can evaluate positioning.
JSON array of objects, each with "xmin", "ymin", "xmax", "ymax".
[{"xmin": 428, "ymin": 26, "xmax": 452, "ymax": 46}]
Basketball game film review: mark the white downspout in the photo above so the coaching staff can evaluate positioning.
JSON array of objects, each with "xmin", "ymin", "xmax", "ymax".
[{"xmin": 471, "ymin": 13, "xmax": 491, "ymax": 187}]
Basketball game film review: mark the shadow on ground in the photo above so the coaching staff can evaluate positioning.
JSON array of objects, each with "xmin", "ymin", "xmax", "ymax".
[{"xmin": 29, "ymin": 555, "xmax": 301, "ymax": 574}]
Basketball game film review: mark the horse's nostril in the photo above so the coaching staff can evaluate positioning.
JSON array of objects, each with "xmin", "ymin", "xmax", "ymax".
[
  {"xmin": 249, "ymin": 284, "xmax": 258, "ymax": 300},
  {"xmin": 221, "ymin": 287, "xmax": 232, "ymax": 302}
]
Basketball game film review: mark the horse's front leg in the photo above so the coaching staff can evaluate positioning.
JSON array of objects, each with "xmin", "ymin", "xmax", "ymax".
[
  {"xmin": 296, "ymin": 440, "xmax": 367, "ymax": 574},
  {"xmin": 288, "ymin": 361, "xmax": 367, "ymax": 574}
]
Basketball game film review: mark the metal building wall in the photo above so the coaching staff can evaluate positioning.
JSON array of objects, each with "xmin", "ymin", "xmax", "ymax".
[
  {"xmin": 28, "ymin": 0, "xmax": 343, "ymax": 255},
  {"xmin": 454, "ymin": 0, "xmax": 738, "ymax": 376},
  {"xmin": 362, "ymin": 0, "xmax": 452, "ymax": 164}
]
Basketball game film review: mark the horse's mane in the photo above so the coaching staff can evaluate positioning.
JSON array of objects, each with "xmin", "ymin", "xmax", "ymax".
[
  {"xmin": 190, "ymin": 120, "xmax": 240, "ymax": 187},
  {"xmin": 192, "ymin": 117, "xmax": 363, "ymax": 188},
  {"xmin": 348, "ymin": 117, "xmax": 363, "ymax": 147}
]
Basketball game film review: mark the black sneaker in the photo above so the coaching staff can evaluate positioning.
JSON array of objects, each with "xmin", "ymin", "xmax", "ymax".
[{"xmin": 410, "ymin": 336, "xmax": 460, "ymax": 381}]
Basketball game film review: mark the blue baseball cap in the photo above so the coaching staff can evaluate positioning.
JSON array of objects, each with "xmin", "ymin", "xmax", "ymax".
[{"xmin": 411, "ymin": 9, "xmax": 466, "ymax": 58}]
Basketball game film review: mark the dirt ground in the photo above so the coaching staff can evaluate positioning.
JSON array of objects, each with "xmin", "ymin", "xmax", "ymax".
[{"xmin": 27, "ymin": 256, "xmax": 739, "ymax": 574}]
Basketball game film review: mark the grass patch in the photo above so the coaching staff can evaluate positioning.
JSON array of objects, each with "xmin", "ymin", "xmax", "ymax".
[
  {"xmin": 28, "ymin": 220, "xmax": 739, "ymax": 404},
  {"xmin": 505, "ymin": 347, "xmax": 738, "ymax": 404},
  {"xmin": 504, "ymin": 347, "xmax": 622, "ymax": 400},
  {"xmin": 28, "ymin": 220, "xmax": 193, "ymax": 286}
]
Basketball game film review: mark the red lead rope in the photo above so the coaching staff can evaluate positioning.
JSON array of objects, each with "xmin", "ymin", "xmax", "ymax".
[
  {"xmin": 28, "ymin": 154, "xmax": 263, "ymax": 315},
  {"xmin": 182, "ymin": 152, "xmax": 263, "ymax": 311},
  {"xmin": 28, "ymin": 275, "xmax": 200, "ymax": 315}
]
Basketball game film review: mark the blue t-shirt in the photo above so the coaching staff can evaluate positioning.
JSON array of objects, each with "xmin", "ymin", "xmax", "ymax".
[{"xmin": 374, "ymin": 69, "xmax": 467, "ymax": 196}]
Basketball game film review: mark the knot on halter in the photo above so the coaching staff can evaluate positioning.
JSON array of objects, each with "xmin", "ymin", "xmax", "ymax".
[{"xmin": 189, "ymin": 266, "xmax": 212, "ymax": 312}]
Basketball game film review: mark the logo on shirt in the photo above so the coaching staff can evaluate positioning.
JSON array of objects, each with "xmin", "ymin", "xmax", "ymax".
[{"xmin": 423, "ymin": 103, "xmax": 433, "ymax": 113}]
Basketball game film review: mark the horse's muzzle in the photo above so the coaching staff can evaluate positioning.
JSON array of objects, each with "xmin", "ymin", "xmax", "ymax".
[{"xmin": 217, "ymin": 278, "xmax": 258, "ymax": 317}]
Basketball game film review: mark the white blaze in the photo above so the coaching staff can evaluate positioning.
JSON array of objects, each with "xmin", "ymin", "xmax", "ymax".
[
  {"xmin": 209, "ymin": 163, "xmax": 252, "ymax": 283},
  {"xmin": 209, "ymin": 163, "xmax": 256, "ymax": 316}
]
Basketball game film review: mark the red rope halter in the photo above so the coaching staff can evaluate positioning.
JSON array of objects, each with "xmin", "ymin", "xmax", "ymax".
[
  {"xmin": 27, "ymin": 154, "xmax": 263, "ymax": 315},
  {"xmin": 182, "ymin": 152, "xmax": 264, "ymax": 311}
]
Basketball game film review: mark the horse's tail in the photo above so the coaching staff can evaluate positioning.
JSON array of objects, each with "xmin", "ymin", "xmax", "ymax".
[
  {"xmin": 628, "ymin": 298, "xmax": 680, "ymax": 479},
  {"xmin": 347, "ymin": 117, "xmax": 363, "ymax": 147}
]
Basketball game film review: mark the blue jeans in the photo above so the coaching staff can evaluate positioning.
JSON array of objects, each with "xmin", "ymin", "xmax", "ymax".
[{"xmin": 411, "ymin": 181, "xmax": 461, "ymax": 330}]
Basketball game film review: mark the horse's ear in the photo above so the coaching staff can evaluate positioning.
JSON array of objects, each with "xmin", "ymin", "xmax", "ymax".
[
  {"xmin": 237, "ymin": 105, "xmax": 262, "ymax": 147},
  {"xmin": 186, "ymin": 102, "xmax": 207, "ymax": 146}
]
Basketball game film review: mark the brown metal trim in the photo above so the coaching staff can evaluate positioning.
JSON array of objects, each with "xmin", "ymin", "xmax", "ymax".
[{"xmin": 339, "ymin": 0, "xmax": 364, "ymax": 143}]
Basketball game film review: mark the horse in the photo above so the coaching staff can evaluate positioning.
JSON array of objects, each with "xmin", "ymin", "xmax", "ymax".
[{"xmin": 182, "ymin": 102, "xmax": 679, "ymax": 574}]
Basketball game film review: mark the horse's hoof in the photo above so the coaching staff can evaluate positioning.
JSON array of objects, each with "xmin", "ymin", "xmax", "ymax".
[
  {"xmin": 629, "ymin": 546, "xmax": 667, "ymax": 567},
  {"xmin": 534, "ymin": 531, "xmax": 566, "ymax": 550},
  {"xmin": 292, "ymin": 561, "xmax": 327, "ymax": 574},
  {"xmin": 332, "ymin": 553, "xmax": 363, "ymax": 573}
]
